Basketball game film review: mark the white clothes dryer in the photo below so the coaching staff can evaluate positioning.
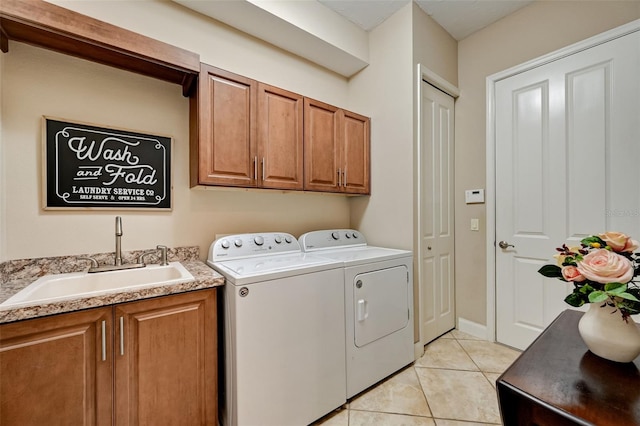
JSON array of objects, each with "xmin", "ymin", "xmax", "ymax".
[
  {"xmin": 299, "ymin": 229, "xmax": 414, "ymax": 398},
  {"xmin": 207, "ymin": 233, "xmax": 346, "ymax": 426}
]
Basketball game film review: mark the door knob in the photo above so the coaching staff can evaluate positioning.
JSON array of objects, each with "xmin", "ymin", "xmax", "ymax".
[{"xmin": 498, "ymin": 241, "xmax": 515, "ymax": 249}]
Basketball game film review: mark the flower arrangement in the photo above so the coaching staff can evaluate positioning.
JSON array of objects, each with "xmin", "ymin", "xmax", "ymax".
[{"xmin": 538, "ymin": 231, "xmax": 640, "ymax": 321}]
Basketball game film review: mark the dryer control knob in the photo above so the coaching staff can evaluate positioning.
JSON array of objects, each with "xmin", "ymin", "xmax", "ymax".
[
  {"xmin": 285, "ymin": 236, "xmax": 292, "ymax": 243},
  {"xmin": 352, "ymin": 232, "xmax": 359, "ymax": 239},
  {"xmin": 274, "ymin": 235, "xmax": 282, "ymax": 244},
  {"xmin": 234, "ymin": 239, "xmax": 243, "ymax": 248},
  {"xmin": 220, "ymin": 240, "xmax": 230, "ymax": 249},
  {"xmin": 331, "ymin": 231, "xmax": 340, "ymax": 240},
  {"xmin": 254, "ymin": 236, "xmax": 264, "ymax": 246},
  {"xmin": 345, "ymin": 233, "xmax": 352, "ymax": 239}
]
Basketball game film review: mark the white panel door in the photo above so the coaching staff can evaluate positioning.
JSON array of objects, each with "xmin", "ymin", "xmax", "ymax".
[
  {"xmin": 420, "ymin": 81, "xmax": 455, "ymax": 344},
  {"xmin": 495, "ymin": 30, "xmax": 640, "ymax": 349}
]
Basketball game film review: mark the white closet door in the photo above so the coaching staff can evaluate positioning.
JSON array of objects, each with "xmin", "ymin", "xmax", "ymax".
[
  {"xmin": 420, "ymin": 80, "xmax": 456, "ymax": 344},
  {"xmin": 495, "ymin": 30, "xmax": 640, "ymax": 350}
]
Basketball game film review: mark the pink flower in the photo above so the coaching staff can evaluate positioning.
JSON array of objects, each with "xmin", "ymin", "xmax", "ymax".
[
  {"xmin": 599, "ymin": 232, "xmax": 639, "ymax": 253},
  {"xmin": 561, "ymin": 265, "xmax": 585, "ymax": 282},
  {"xmin": 576, "ymin": 249, "xmax": 634, "ymax": 284}
]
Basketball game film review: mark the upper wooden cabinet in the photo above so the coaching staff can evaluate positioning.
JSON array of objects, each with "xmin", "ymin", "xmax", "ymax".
[
  {"xmin": 341, "ymin": 109, "xmax": 371, "ymax": 194},
  {"xmin": 191, "ymin": 65, "xmax": 304, "ymax": 190},
  {"xmin": 0, "ymin": 0, "xmax": 200, "ymax": 96},
  {"xmin": 191, "ymin": 64, "xmax": 369, "ymax": 194},
  {"xmin": 191, "ymin": 65, "xmax": 257, "ymax": 187},
  {"xmin": 258, "ymin": 83, "xmax": 304, "ymax": 190},
  {"xmin": 304, "ymin": 98, "xmax": 370, "ymax": 194}
]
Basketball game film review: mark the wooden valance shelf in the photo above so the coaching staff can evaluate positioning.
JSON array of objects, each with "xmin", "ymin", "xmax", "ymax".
[{"xmin": 0, "ymin": 0, "xmax": 200, "ymax": 96}]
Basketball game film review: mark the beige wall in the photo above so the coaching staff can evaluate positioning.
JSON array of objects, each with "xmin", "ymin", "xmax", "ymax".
[
  {"xmin": 0, "ymin": 49, "xmax": 5, "ymax": 259},
  {"xmin": 349, "ymin": 3, "xmax": 457, "ymax": 251},
  {"xmin": 5, "ymin": 0, "xmax": 636, "ymax": 341},
  {"xmin": 348, "ymin": 3, "xmax": 458, "ymax": 342},
  {"xmin": 349, "ymin": 3, "xmax": 414, "ymax": 251},
  {"xmin": 455, "ymin": 1, "xmax": 640, "ymax": 327},
  {"xmin": 411, "ymin": 2, "xmax": 458, "ymax": 88},
  {"xmin": 0, "ymin": 0, "xmax": 359, "ymax": 261}
]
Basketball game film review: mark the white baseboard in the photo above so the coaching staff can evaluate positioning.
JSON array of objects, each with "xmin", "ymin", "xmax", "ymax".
[{"xmin": 457, "ymin": 317, "xmax": 489, "ymax": 340}]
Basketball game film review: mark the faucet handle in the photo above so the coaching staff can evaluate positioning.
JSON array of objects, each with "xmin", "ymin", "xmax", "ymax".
[
  {"xmin": 137, "ymin": 250, "xmax": 156, "ymax": 265},
  {"xmin": 78, "ymin": 256, "xmax": 99, "ymax": 270},
  {"xmin": 156, "ymin": 245, "xmax": 169, "ymax": 266}
]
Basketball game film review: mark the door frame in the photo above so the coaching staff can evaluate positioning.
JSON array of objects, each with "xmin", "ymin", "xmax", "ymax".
[
  {"xmin": 485, "ymin": 19, "xmax": 640, "ymax": 343},
  {"xmin": 415, "ymin": 63, "xmax": 459, "ymax": 357}
]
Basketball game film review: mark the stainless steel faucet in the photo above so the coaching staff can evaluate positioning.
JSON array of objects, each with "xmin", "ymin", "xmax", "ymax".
[
  {"xmin": 79, "ymin": 216, "xmax": 170, "ymax": 273},
  {"xmin": 115, "ymin": 216, "xmax": 123, "ymax": 266}
]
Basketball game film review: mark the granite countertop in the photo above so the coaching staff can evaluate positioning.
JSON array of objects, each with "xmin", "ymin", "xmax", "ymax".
[{"xmin": 0, "ymin": 246, "xmax": 224, "ymax": 324}]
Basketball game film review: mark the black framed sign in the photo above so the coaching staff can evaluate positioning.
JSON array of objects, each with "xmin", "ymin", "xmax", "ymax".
[{"xmin": 43, "ymin": 117, "xmax": 172, "ymax": 210}]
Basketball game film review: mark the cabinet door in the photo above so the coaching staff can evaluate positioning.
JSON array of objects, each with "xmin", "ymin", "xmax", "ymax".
[
  {"xmin": 257, "ymin": 83, "xmax": 304, "ymax": 190},
  {"xmin": 304, "ymin": 97, "xmax": 341, "ymax": 192},
  {"xmin": 341, "ymin": 109, "xmax": 370, "ymax": 194},
  {"xmin": 114, "ymin": 289, "xmax": 217, "ymax": 426},
  {"xmin": 193, "ymin": 64, "xmax": 256, "ymax": 187},
  {"xmin": 0, "ymin": 308, "xmax": 113, "ymax": 426}
]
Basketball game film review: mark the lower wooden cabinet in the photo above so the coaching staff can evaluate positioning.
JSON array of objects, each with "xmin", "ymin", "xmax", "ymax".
[
  {"xmin": 115, "ymin": 290, "xmax": 217, "ymax": 425},
  {"xmin": 0, "ymin": 289, "xmax": 217, "ymax": 426},
  {"xmin": 0, "ymin": 307, "xmax": 113, "ymax": 426}
]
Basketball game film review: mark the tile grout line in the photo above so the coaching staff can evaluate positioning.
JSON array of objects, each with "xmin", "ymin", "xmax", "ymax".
[{"xmin": 329, "ymin": 330, "xmax": 508, "ymax": 425}]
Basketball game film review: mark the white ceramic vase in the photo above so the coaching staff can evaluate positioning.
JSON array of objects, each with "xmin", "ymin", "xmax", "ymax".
[{"xmin": 578, "ymin": 303, "xmax": 640, "ymax": 363}]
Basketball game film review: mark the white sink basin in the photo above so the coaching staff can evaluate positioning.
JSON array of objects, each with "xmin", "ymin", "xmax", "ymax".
[{"xmin": 0, "ymin": 262, "xmax": 195, "ymax": 309}]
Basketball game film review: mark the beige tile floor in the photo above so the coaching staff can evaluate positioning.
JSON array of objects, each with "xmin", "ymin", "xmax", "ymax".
[{"xmin": 313, "ymin": 330, "xmax": 521, "ymax": 426}]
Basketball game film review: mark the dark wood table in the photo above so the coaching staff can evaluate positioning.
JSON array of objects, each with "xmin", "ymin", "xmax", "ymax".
[{"xmin": 496, "ymin": 310, "xmax": 640, "ymax": 426}]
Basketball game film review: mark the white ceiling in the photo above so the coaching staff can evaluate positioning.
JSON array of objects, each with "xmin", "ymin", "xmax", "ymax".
[
  {"xmin": 318, "ymin": 0, "xmax": 535, "ymax": 40},
  {"xmin": 174, "ymin": 0, "xmax": 537, "ymax": 77}
]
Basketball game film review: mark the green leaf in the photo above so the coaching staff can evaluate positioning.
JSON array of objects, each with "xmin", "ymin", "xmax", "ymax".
[
  {"xmin": 604, "ymin": 282, "xmax": 627, "ymax": 294},
  {"xmin": 581, "ymin": 236, "xmax": 606, "ymax": 247},
  {"xmin": 617, "ymin": 292, "xmax": 640, "ymax": 302},
  {"xmin": 538, "ymin": 264, "xmax": 563, "ymax": 278},
  {"xmin": 564, "ymin": 292, "xmax": 586, "ymax": 307},
  {"xmin": 618, "ymin": 299, "xmax": 640, "ymax": 316},
  {"xmin": 588, "ymin": 291, "xmax": 608, "ymax": 303},
  {"xmin": 579, "ymin": 283, "xmax": 596, "ymax": 294}
]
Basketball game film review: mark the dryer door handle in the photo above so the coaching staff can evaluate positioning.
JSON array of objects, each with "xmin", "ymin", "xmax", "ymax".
[{"xmin": 357, "ymin": 299, "xmax": 368, "ymax": 321}]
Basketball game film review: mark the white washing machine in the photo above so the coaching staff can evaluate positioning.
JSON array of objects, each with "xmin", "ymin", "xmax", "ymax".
[
  {"xmin": 299, "ymin": 229, "xmax": 414, "ymax": 398},
  {"xmin": 207, "ymin": 233, "xmax": 346, "ymax": 426}
]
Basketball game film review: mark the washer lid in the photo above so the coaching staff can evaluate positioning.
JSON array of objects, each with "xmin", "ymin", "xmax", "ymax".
[
  {"xmin": 305, "ymin": 246, "xmax": 412, "ymax": 266},
  {"xmin": 207, "ymin": 252, "xmax": 341, "ymax": 285}
]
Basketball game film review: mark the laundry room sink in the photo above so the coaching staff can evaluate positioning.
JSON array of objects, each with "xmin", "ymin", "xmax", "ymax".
[{"xmin": 0, "ymin": 262, "xmax": 194, "ymax": 309}]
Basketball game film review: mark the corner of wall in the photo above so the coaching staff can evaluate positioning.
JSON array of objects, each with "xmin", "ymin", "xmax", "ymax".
[{"xmin": 0, "ymin": 47, "xmax": 5, "ymax": 262}]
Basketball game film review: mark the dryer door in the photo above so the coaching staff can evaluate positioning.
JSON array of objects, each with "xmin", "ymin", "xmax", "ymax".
[{"xmin": 353, "ymin": 265, "xmax": 410, "ymax": 347}]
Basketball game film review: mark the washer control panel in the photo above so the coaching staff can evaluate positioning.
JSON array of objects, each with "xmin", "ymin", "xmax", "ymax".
[
  {"xmin": 209, "ymin": 233, "xmax": 298, "ymax": 260},
  {"xmin": 299, "ymin": 229, "xmax": 367, "ymax": 251}
]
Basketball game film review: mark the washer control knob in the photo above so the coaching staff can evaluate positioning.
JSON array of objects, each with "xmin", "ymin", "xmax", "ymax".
[
  {"xmin": 352, "ymin": 232, "xmax": 359, "ymax": 239},
  {"xmin": 345, "ymin": 233, "xmax": 351, "ymax": 239},
  {"xmin": 254, "ymin": 236, "xmax": 264, "ymax": 246},
  {"xmin": 220, "ymin": 240, "xmax": 230, "ymax": 249},
  {"xmin": 285, "ymin": 236, "xmax": 292, "ymax": 243},
  {"xmin": 331, "ymin": 231, "xmax": 340, "ymax": 240},
  {"xmin": 274, "ymin": 235, "xmax": 283, "ymax": 244},
  {"xmin": 234, "ymin": 239, "xmax": 243, "ymax": 248}
]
